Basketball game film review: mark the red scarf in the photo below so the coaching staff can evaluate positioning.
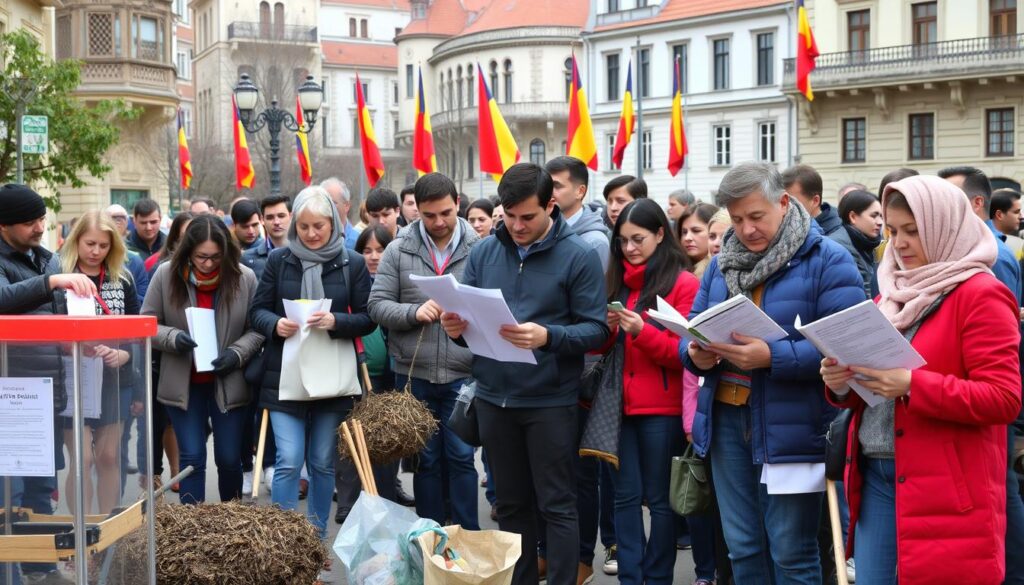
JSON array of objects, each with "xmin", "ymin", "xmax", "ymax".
[
  {"xmin": 184, "ymin": 266, "xmax": 221, "ymax": 292},
  {"xmin": 622, "ymin": 260, "xmax": 647, "ymax": 293}
]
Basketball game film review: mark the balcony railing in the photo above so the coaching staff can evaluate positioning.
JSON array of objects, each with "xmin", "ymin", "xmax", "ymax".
[
  {"xmin": 431, "ymin": 101, "xmax": 568, "ymax": 129},
  {"xmin": 227, "ymin": 21, "xmax": 317, "ymax": 44},
  {"xmin": 783, "ymin": 33, "xmax": 1024, "ymax": 90}
]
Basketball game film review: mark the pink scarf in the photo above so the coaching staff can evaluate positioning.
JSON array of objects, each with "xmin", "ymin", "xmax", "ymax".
[{"xmin": 876, "ymin": 175, "xmax": 996, "ymax": 331}]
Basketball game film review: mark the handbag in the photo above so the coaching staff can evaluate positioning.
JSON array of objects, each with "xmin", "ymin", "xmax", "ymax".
[
  {"xmin": 670, "ymin": 443, "xmax": 711, "ymax": 516},
  {"xmin": 578, "ymin": 343, "xmax": 625, "ymax": 467},
  {"xmin": 447, "ymin": 381, "xmax": 482, "ymax": 447},
  {"xmin": 825, "ymin": 408, "xmax": 852, "ymax": 482}
]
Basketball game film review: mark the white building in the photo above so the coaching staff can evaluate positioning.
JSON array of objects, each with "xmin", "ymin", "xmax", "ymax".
[{"xmin": 583, "ymin": 0, "xmax": 794, "ymax": 204}]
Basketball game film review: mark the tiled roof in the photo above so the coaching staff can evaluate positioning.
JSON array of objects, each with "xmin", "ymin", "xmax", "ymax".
[
  {"xmin": 398, "ymin": 0, "xmax": 470, "ymax": 37},
  {"xmin": 460, "ymin": 0, "xmax": 587, "ymax": 34},
  {"xmin": 322, "ymin": 40, "xmax": 399, "ymax": 69},
  {"xmin": 594, "ymin": 0, "xmax": 787, "ymax": 32},
  {"xmin": 322, "ymin": 0, "xmax": 412, "ymax": 9}
]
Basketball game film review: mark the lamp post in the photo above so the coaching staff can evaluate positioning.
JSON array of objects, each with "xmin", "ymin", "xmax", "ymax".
[{"xmin": 233, "ymin": 73, "xmax": 323, "ymax": 196}]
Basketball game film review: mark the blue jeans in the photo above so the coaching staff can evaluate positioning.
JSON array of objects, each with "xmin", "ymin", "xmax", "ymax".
[
  {"xmin": 270, "ymin": 408, "xmax": 345, "ymax": 540},
  {"xmin": 853, "ymin": 458, "xmax": 897, "ymax": 585},
  {"xmin": 613, "ymin": 415, "xmax": 683, "ymax": 585},
  {"xmin": 396, "ymin": 374, "xmax": 479, "ymax": 529},
  {"xmin": 1005, "ymin": 427, "xmax": 1024, "ymax": 584},
  {"xmin": 165, "ymin": 383, "xmax": 246, "ymax": 504},
  {"xmin": 710, "ymin": 404, "xmax": 822, "ymax": 585}
]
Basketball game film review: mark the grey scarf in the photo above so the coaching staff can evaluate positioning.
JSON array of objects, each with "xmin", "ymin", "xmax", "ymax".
[
  {"xmin": 717, "ymin": 198, "xmax": 811, "ymax": 298},
  {"xmin": 287, "ymin": 188, "xmax": 346, "ymax": 300}
]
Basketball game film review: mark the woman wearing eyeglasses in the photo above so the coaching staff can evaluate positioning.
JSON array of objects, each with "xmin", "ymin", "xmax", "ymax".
[{"xmin": 142, "ymin": 214, "xmax": 264, "ymax": 504}]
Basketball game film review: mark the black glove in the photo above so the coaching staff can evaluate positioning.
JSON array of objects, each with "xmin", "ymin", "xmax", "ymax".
[
  {"xmin": 211, "ymin": 350, "xmax": 241, "ymax": 376},
  {"xmin": 174, "ymin": 332, "xmax": 198, "ymax": 354}
]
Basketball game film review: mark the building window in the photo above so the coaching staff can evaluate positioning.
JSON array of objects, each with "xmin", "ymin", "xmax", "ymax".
[
  {"xmin": 467, "ymin": 146, "xmax": 475, "ymax": 179},
  {"xmin": 848, "ymin": 10, "xmax": 870, "ymax": 53},
  {"xmin": 842, "ymin": 118, "xmax": 867, "ymax": 163},
  {"xmin": 349, "ymin": 18, "xmax": 357, "ymax": 37},
  {"xmin": 131, "ymin": 15, "xmax": 163, "ymax": 62},
  {"xmin": 908, "ymin": 113, "xmax": 935, "ymax": 160},
  {"xmin": 466, "ymin": 65, "xmax": 474, "ymax": 107},
  {"xmin": 606, "ymin": 134, "xmax": 617, "ymax": 170},
  {"xmin": 713, "ymin": 38, "xmax": 730, "ymax": 90},
  {"xmin": 503, "ymin": 59, "xmax": 513, "ymax": 103},
  {"xmin": 987, "ymin": 108, "xmax": 1015, "ymax": 156},
  {"xmin": 413, "ymin": 3, "xmax": 427, "ymax": 19},
  {"xmin": 273, "ymin": 3, "xmax": 284, "ymax": 38},
  {"xmin": 406, "ymin": 65, "xmax": 414, "ymax": 98},
  {"xmin": 361, "ymin": 19, "xmax": 368, "ymax": 38},
  {"xmin": 641, "ymin": 130, "xmax": 653, "ymax": 170},
  {"xmin": 88, "ymin": 12, "xmax": 116, "ymax": 57},
  {"xmin": 180, "ymin": 104, "xmax": 193, "ymax": 138},
  {"xmin": 756, "ymin": 32, "xmax": 774, "ymax": 86},
  {"xmin": 176, "ymin": 50, "xmax": 191, "ymax": 79},
  {"xmin": 713, "ymin": 125, "xmax": 731, "ymax": 166},
  {"xmin": 671, "ymin": 44, "xmax": 687, "ymax": 94},
  {"xmin": 353, "ymin": 80, "xmax": 369, "ymax": 103},
  {"xmin": 991, "ymin": 0, "xmax": 1018, "ymax": 36},
  {"xmin": 605, "ymin": 53, "xmax": 620, "ymax": 101},
  {"xmin": 260, "ymin": 2, "xmax": 271, "ymax": 36},
  {"xmin": 174, "ymin": 0, "xmax": 190, "ymax": 24},
  {"xmin": 392, "ymin": 81, "xmax": 399, "ymax": 105},
  {"xmin": 912, "ymin": 2, "xmax": 938, "ymax": 45},
  {"xmin": 529, "ymin": 139, "xmax": 546, "ymax": 165},
  {"xmin": 608, "ymin": 0, "xmax": 619, "ymax": 12},
  {"xmin": 758, "ymin": 121, "xmax": 776, "ymax": 163},
  {"xmin": 353, "ymin": 116, "xmax": 360, "ymax": 147},
  {"xmin": 637, "ymin": 47, "xmax": 650, "ymax": 98},
  {"xmin": 456, "ymin": 66, "xmax": 464, "ymax": 109},
  {"xmin": 564, "ymin": 58, "xmax": 573, "ymax": 102}
]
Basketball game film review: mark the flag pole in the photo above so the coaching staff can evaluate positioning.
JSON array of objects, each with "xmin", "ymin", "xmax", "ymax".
[
  {"xmin": 634, "ymin": 36, "xmax": 643, "ymax": 181},
  {"xmin": 680, "ymin": 54, "xmax": 689, "ymax": 194}
]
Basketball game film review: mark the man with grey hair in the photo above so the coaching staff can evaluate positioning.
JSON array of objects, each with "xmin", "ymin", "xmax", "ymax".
[
  {"xmin": 666, "ymin": 189, "xmax": 696, "ymax": 223},
  {"xmin": 683, "ymin": 162, "xmax": 864, "ymax": 584},
  {"xmin": 837, "ymin": 182, "xmax": 867, "ymax": 201},
  {"xmin": 320, "ymin": 177, "xmax": 361, "ymax": 250}
]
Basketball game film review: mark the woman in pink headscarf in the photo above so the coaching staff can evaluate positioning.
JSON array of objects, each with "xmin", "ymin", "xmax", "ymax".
[{"xmin": 820, "ymin": 175, "xmax": 1021, "ymax": 585}]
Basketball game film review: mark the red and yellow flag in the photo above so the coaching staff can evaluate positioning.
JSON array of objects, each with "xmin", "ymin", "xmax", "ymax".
[
  {"xmin": 612, "ymin": 62, "xmax": 634, "ymax": 170},
  {"xmin": 177, "ymin": 108, "xmax": 192, "ymax": 190},
  {"xmin": 356, "ymin": 73, "xmax": 385, "ymax": 187},
  {"xmin": 413, "ymin": 67, "xmax": 438, "ymax": 176},
  {"xmin": 796, "ymin": 0, "xmax": 819, "ymax": 101},
  {"xmin": 232, "ymin": 96, "xmax": 255, "ymax": 190},
  {"xmin": 477, "ymin": 63, "xmax": 520, "ymax": 182},
  {"xmin": 295, "ymin": 97, "xmax": 312, "ymax": 186},
  {"xmin": 667, "ymin": 58, "xmax": 688, "ymax": 177},
  {"xmin": 566, "ymin": 54, "xmax": 597, "ymax": 170}
]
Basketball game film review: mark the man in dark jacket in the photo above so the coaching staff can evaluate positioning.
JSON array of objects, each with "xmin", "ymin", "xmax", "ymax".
[
  {"xmin": 0, "ymin": 184, "xmax": 97, "ymax": 585},
  {"xmin": 783, "ymin": 164, "xmax": 842, "ymax": 236},
  {"xmin": 441, "ymin": 163, "xmax": 609, "ymax": 585},
  {"xmin": 125, "ymin": 198, "xmax": 165, "ymax": 259}
]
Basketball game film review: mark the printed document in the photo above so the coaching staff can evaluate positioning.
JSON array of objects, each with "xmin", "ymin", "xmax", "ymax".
[
  {"xmin": 409, "ymin": 274, "xmax": 537, "ymax": 364},
  {"xmin": 185, "ymin": 307, "xmax": 218, "ymax": 372},
  {"xmin": 795, "ymin": 300, "xmax": 926, "ymax": 407},
  {"xmin": 0, "ymin": 377, "xmax": 55, "ymax": 477},
  {"xmin": 281, "ymin": 298, "xmax": 333, "ymax": 373},
  {"xmin": 66, "ymin": 291, "xmax": 97, "ymax": 316},
  {"xmin": 647, "ymin": 294, "xmax": 788, "ymax": 346},
  {"xmin": 59, "ymin": 355, "xmax": 103, "ymax": 419}
]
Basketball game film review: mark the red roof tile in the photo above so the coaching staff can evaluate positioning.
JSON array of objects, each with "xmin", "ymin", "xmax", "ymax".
[
  {"xmin": 460, "ymin": 0, "xmax": 587, "ymax": 34},
  {"xmin": 594, "ymin": 0, "xmax": 786, "ymax": 32},
  {"xmin": 322, "ymin": 0, "xmax": 412, "ymax": 9},
  {"xmin": 322, "ymin": 40, "xmax": 399, "ymax": 69},
  {"xmin": 398, "ymin": 0, "xmax": 471, "ymax": 37}
]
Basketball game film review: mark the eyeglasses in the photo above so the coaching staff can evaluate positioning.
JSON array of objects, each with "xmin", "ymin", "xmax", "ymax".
[
  {"xmin": 616, "ymin": 235, "xmax": 650, "ymax": 249},
  {"xmin": 191, "ymin": 253, "xmax": 223, "ymax": 264}
]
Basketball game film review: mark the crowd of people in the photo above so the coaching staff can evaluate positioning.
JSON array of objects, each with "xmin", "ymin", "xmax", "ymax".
[{"xmin": 0, "ymin": 153, "xmax": 1022, "ymax": 585}]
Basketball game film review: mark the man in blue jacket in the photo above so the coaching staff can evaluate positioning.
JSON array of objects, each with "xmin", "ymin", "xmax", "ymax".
[
  {"xmin": 441, "ymin": 163, "xmax": 609, "ymax": 585},
  {"xmin": 684, "ymin": 162, "xmax": 864, "ymax": 585}
]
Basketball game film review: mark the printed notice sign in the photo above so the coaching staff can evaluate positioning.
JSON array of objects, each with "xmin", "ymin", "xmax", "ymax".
[{"xmin": 0, "ymin": 377, "xmax": 55, "ymax": 477}]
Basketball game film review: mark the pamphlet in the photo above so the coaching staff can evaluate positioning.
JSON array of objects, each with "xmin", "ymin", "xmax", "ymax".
[
  {"xmin": 647, "ymin": 294, "xmax": 788, "ymax": 347},
  {"xmin": 185, "ymin": 307, "xmax": 218, "ymax": 372}
]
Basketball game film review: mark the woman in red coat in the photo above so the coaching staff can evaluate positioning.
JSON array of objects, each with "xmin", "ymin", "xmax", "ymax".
[
  {"xmin": 821, "ymin": 175, "xmax": 1021, "ymax": 585},
  {"xmin": 603, "ymin": 198, "xmax": 699, "ymax": 585}
]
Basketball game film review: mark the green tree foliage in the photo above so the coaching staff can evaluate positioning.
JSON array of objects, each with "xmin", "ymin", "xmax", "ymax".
[{"xmin": 0, "ymin": 30, "xmax": 138, "ymax": 211}]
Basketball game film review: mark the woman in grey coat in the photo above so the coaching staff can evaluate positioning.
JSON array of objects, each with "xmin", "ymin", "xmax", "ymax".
[{"xmin": 142, "ymin": 215, "xmax": 263, "ymax": 504}]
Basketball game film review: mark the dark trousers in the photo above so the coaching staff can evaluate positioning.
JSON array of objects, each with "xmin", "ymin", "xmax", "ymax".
[
  {"xmin": 477, "ymin": 400, "xmax": 579, "ymax": 585},
  {"xmin": 1006, "ymin": 426, "xmax": 1024, "ymax": 584}
]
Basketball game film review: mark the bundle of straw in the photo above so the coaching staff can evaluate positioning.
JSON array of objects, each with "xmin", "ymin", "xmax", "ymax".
[{"xmin": 340, "ymin": 420, "xmax": 377, "ymax": 496}]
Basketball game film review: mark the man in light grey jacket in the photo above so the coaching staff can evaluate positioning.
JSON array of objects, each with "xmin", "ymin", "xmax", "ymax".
[{"xmin": 368, "ymin": 172, "xmax": 481, "ymax": 529}]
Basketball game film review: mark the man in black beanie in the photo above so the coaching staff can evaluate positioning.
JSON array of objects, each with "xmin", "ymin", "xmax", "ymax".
[{"xmin": 0, "ymin": 183, "xmax": 95, "ymax": 585}]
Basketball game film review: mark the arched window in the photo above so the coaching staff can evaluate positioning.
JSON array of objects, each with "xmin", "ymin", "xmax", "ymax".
[
  {"xmin": 360, "ymin": 18, "xmax": 368, "ymax": 38},
  {"xmin": 564, "ymin": 57, "xmax": 573, "ymax": 101},
  {"xmin": 349, "ymin": 18, "xmax": 357, "ymax": 37},
  {"xmin": 259, "ymin": 1, "xmax": 271, "ymax": 37},
  {"xmin": 456, "ymin": 65, "xmax": 464, "ymax": 109},
  {"xmin": 503, "ymin": 59, "xmax": 513, "ymax": 103},
  {"xmin": 467, "ymin": 146, "xmax": 475, "ymax": 179},
  {"xmin": 489, "ymin": 60, "xmax": 499, "ymax": 99},
  {"xmin": 466, "ymin": 64, "xmax": 474, "ymax": 107},
  {"xmin": 273, "ymin": 3, "xmax": 284, "ymax": 38},
  {"xmin": 529, "ymin": 139, "xmax": 545, "ymax": 165},
  {"xmin": 447, "ymin": 69, "xmax": 454, "ymax": 111}
]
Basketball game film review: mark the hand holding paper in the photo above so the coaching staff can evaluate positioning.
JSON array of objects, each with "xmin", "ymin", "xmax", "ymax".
[{"xmin": 705, "ymin": 333, "xmax": 772, "ymax": 370}]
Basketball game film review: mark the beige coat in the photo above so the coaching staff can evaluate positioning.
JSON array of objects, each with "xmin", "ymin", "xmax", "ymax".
[{"xmin": 142, "ymin": 262, "xmax": 264, "ymax": 412}]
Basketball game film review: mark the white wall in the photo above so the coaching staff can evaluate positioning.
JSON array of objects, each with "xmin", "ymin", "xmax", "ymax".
[
  {"xmin": 321, "ymin": 4, "xmax": 410, "ymax": 41},
  {"xmin": 323, "ymin": 67, "xmax": 400, "ymax": 150}
]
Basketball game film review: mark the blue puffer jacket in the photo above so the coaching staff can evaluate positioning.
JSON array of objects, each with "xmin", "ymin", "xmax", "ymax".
[{"xmin": 683, "ymin": 223, "xmax": 866, "ymax": 464}]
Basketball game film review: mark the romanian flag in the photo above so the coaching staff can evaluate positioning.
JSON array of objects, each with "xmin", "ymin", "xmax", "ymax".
[
  {"xmin": 612, "ymin": 62, "xmax": 634, "ymax": 170},
  {"xmin": 232, "ymin": 95, "xmax": 255, "ymax": 190},
  {"xmin": 356, "ymin": 73, "xmax": 385, "ymax": 187},
  {"xmin": 177, "ymin": 108, "xmax": 192, "ymax": 190},
  {"xmin": 412, "ymin": 67, "xmax": 438, "ymax": 176},
  {"xmin": 566, "ymin": 54, "xmax": 597, "ymax": 170},
  {"xmin": 796, "ymin": 0, "xmax": 819, "ymax": 101},
  {"xmin": 477, "ymin": 63, "xmax": 520, "ymax": 182},
  {"xmin": 667, "ymin": 58, "xmax": 688, "ymax": 177},
  {"xmin": 295, "ymin": 96, "xmax": 312, "ymax": 186}
]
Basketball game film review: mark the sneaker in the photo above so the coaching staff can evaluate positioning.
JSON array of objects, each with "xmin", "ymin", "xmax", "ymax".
[
  {"xmin": 846, "ymin": 558, "xmax": 856, "ymax": 583},
  {"xmin": 602, "ymin": 545, "xmax": 618, "ymax": 575},
  {"xmin": 576, "ymin": 562, "xmax": 594, "ymax": 585},
  {"xmin": 242, "ymin": 471, "xmax": 254, "ymax": 496},
  {"xmin": 263, "ymin": 466, "xmax": 275, "ymax": 494},
  {"xmin": 490, "ymin": 504, "xmax": 498, "ymax": 522}
]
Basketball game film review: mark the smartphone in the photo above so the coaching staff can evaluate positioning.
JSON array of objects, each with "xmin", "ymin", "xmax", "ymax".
[{"xmin": 607, "ymin": 302, "xmax": 626, "ymax": 312}]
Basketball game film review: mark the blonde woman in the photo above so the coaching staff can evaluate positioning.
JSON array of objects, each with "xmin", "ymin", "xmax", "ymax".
[
  {"xmin": 706, "ymin": 208, "xmax": 731, "ymax": 258},
  {"xmin": 59, "ymin": 210, "xmax": 140, "ymax": 514}
]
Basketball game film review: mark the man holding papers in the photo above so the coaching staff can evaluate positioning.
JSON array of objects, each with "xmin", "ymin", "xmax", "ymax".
[
  {"xmin": 441, "ymin": 163, "xmax": 609, "ymax": 585},
  {"xmin": 682, "ymin": 162, "xmax": 864, "ymax": 584}
]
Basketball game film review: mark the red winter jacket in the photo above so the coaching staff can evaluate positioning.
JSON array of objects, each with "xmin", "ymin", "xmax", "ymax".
[
  {"xmin": 830, "ymin": 273, "xmax": 1021, "ymax": 584},
  {"xmin": 604, "ymin": 264, "xmax": 698, "ymax": 416}
]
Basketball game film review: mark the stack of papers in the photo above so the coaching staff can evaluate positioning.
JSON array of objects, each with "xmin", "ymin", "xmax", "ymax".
[
  {"xmin": 185, "ymin": 307, "xmax": 218, "ymax": 372},
  {"xmin": 795, "ymin": 300, "xmax": 926, "ymax": 407},
  {"xmin": 647, "ymin": 294, "xmax": 788, "ymax": 346}
]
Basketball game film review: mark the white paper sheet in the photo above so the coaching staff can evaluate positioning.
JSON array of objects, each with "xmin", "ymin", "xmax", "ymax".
[
  {"xmin": 760, "ymin": 462, "xmax": 826, "ymax": 494},
  {"xmin": 66, "ymin": 291, "xmax": 97, "ymax": 316},
  {"xmin": 59, "ymin": 355, "xmax": 103, "ymax": 419},
  {"xmin": 409, "ymin": 274, "xmax": 537, "ymax": 364},
  {"xmin": 281, "ymin": 299, "xmax": 333, "ymax": 373},
  {"xmin": 795, "ymin": 300, "xmax": 926, "ymax": 408},
  {"xmin": 0, "ymin": 377, "xmax": 55, "ymax": 477},
  {"xmin": 185, "ymin": 307, "xmax": 219, "ymax": 372},
  {"xmin": 647, "ymin": 294, "xmax": 788, "ymax": 347}
]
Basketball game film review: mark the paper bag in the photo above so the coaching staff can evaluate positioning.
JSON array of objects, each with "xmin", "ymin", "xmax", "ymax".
[
  {"xmin": 417, "ymin": 525, "xmax": 521, "ymax": 585},
  {"xmin": 279, "ymin": 299, "xmax": 361, "ymax": 401}
]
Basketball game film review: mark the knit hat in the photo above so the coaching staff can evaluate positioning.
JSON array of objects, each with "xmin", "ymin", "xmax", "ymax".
[{"xmin": 0, "ymin": 184, "xmax": 47, "ymax": 225}]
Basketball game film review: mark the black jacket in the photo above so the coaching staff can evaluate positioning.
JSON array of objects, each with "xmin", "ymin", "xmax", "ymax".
[
  {"xmin": 126, "ymin": 229, "xmax": 166, "ymax": 259},
  {"xmin": 241, "ymin": 238, "xmax": 273, "ymax": 281},
  {"xmin": 0, "ymin": 237, "xmax": 66, "ymax": 410},
  {"xmin": 250, "ymin": 246, "xmax": 375, "ymax": 416}
]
